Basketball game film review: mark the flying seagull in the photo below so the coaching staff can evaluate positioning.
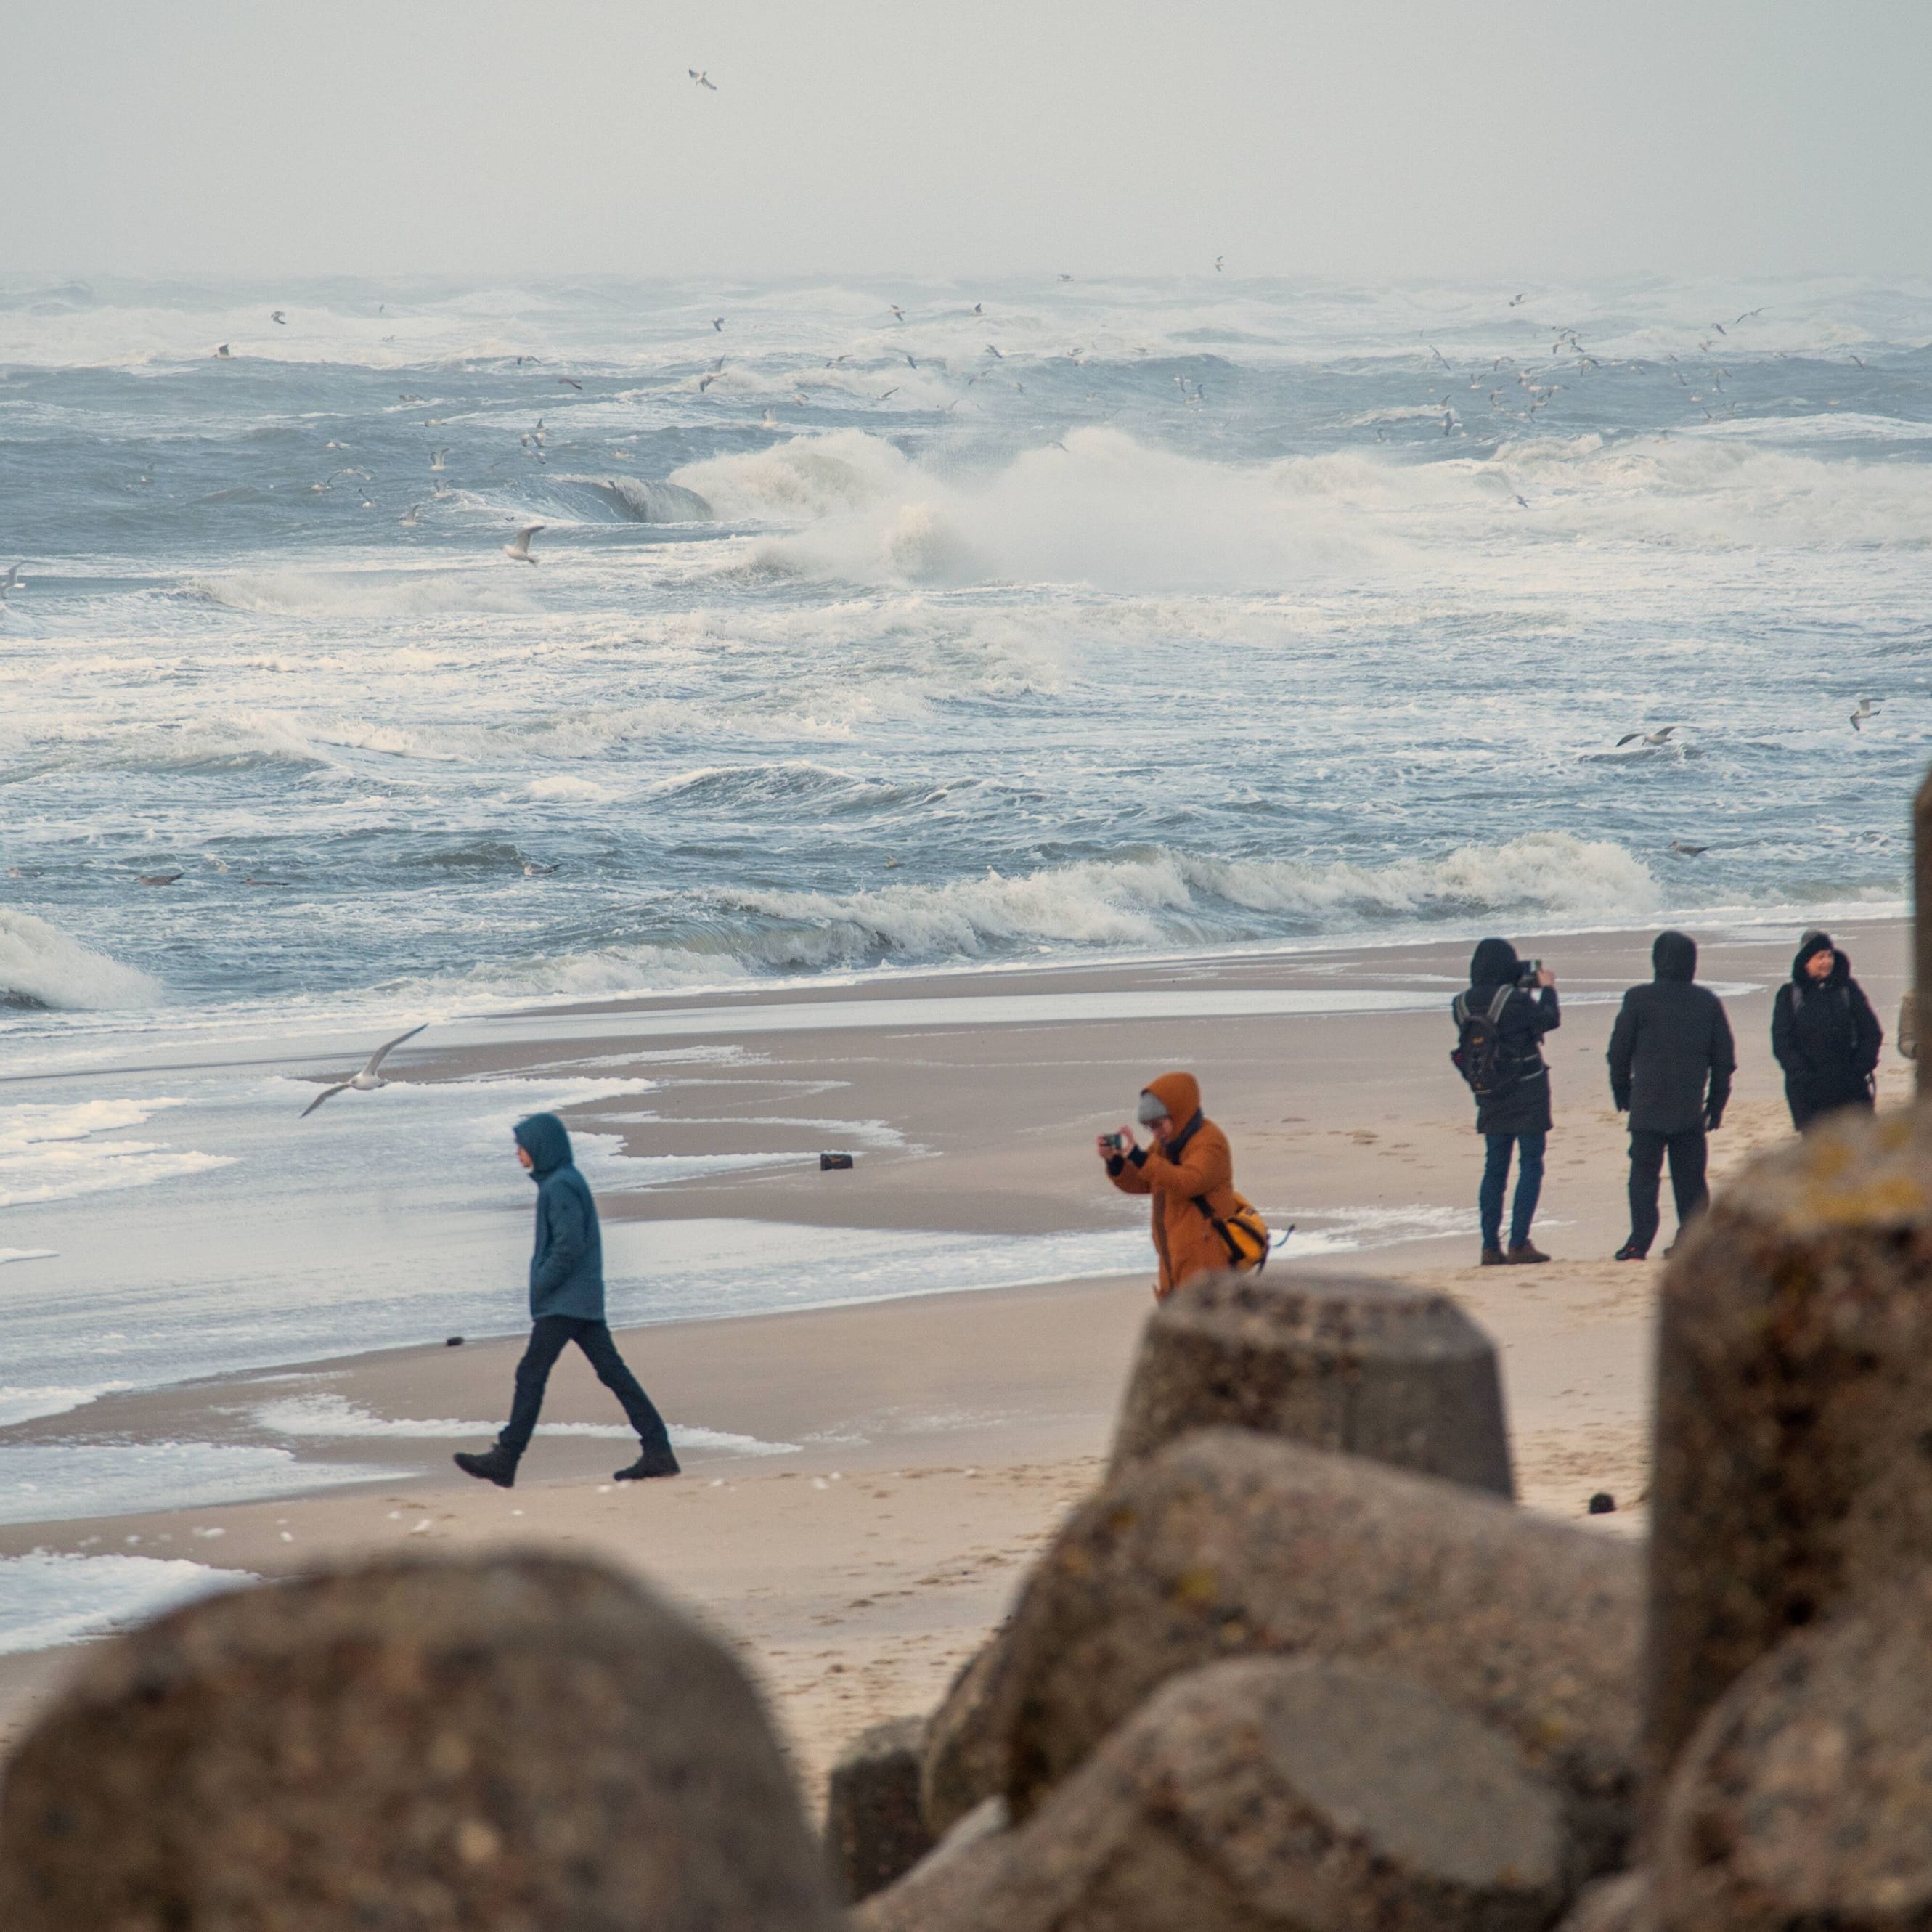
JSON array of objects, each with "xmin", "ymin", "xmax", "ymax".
[
  {"xmin": 1615, "ymin": 725, "xmax": 1676, "ymax": 747},
  {"xmin": 558, "ymin": 376, "xmax": 582, "ymax": 390},
  {"xmin": 1508, "ymin": 293, "xmax": 1526, "ymax": 306},
  {"xmin": 0, "ymin": 563, "xmax": 20, "ymax": 597},
  {"xmin": 300, "ymin": 1024, "xmax": 428, "ymax": 1118},
  {"xmin": 399, "ymin": 504, "xmax": 424, "ymax": 526},
  {"xmin": 890, "ymin": 304, "xmax": 905, "ymax": 322},
  {"xmin": 429, "ymin": 448, "xmax": 447, "ymax": 472},
  {"xmin": 214, "ymin": 343, "xmax": 230, "ymax": 358},
  {"xmin": 1735, "ymin": 308, "xmax": 1764, "ymax": 324},
  {"xmin": 1669, "ymin": 840, "xmax": 1708, "ymax": 857},
  {"xmin": 270, "ymin": 310, "xmax": 286, "ymax": 325},
  {"xmin": 688, "ymin": 68, "xmax": 716, "ymax": 90},
  {"xmin": 712, "ymin": 317, "xmax": 725, "ymax": 332},
  {"xmin": 1214, "ymin": 256, "xmax": 1223, "ymax": 272},
  {"xmin": 1851, "ymin": 698, "xmax": 1880, "ymax": 732},
  {"xmin": 503, "ymin": 524, "xmax": 543, "ymax": 564}
]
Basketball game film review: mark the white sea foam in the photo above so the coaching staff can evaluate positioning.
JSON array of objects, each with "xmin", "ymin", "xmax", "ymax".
[
  {"xmin": 0, "ymin": 1443, "xmax": 397, "ymax": 1525},
  {"xmin": 0, "ymin": 1096, "xmax": 235, "ymax": 1209},
  {"xmin": 0, "ymin": 910, "xmax": 160, "ymax": 1011},
  {"xmin": 0, "ymin": 1551, "xmax": 256, "ymax": 1657},
  {"xmin": 0, "ymin": 1382, "xmax": 122, "ymax": 1428},
  {"xmin": 252, "ymin": 1393, "xmax": 800, "ymax": 1457}
]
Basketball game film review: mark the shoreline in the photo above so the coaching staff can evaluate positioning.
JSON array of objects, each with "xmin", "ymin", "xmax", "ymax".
[{"xmin": 2, "ymin": 913, "xmax": 1913, "ymax": 1786}]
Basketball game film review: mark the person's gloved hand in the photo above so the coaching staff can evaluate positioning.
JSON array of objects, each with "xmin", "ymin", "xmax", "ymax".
[{"xmin": 1705, "ymin": 1104, "xmax": 1724, "ymax": 1132}]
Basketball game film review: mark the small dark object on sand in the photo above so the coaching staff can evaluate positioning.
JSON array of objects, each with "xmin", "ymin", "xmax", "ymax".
[
  {"xmin": 1589, "ymin": 1492, "xmax": 1616, "ymax": 1515},
  {"xmin": 821, "ymin": 1152, "xmax": 855, "ymax": 1170},
  {"xmin": 446, "ymin": 1335, "xmax": 464, "ymax": 1347}
]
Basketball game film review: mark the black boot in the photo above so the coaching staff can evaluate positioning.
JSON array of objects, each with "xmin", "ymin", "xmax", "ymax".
[
  {"xmin": 614, "ymin": 1446, "xmax": 680, "ymax": 1481},
  {"xmin": 454, "ymin": 1446, "xmax": 518, "ymax": 1488}
]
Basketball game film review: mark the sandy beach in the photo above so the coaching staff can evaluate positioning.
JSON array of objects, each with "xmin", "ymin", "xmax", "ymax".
[{"xmin": 0, "ymin": 914, "xmax": 1912, "ymax": 1804}]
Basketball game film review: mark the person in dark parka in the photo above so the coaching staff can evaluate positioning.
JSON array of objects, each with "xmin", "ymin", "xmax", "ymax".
[
  {"xmin": 1771, "ymin": 929, "xmax": 1882, "ymax": 1130},
  {"xmin": 1607, "ymin": 931, "xmax": 1736, "ymax": 1260},
  {"xmin": 455, "ymin": 1113, "xmax": 680, "ymax": 1488},
  {"xmin": 1458, "ymin": 937, "xmax": 1560, "ymax": 1265}
]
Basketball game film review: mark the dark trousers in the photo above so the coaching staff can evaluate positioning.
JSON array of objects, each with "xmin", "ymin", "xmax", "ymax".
[
  {"xmin": 498, "ymin": 1315, "xmax": 672, "ymax": 1460},
  {"xmin": 1480, "ymin": 1131, "xmax": 1546, "ymax": 1250},
  {"xmin": 1628, "ymin": 1128, "xmax": 1708, "ymax": 1255}
]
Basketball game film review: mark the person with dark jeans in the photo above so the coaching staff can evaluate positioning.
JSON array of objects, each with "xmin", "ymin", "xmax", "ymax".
[
  {"xmin": 1607, "ymin": 930, "xmax": 1736, "ymax": 1260},
  {"xmin": 1457, "ymin": 937, "xmax": 1560, "ymax": 1265},
  {"xmin": 1771, "ymin": 929, "xmax": 1883, "ymax": 1130},
  {"xmin": 455, "ymin": 1112, "xmax": 679, "ymax": 1488}
]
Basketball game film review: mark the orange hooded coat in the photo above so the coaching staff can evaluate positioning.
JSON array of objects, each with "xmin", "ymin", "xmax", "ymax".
[{"xmin": 1106, "ymin": 1070, "xmax": 1253, "ymax": 1299}]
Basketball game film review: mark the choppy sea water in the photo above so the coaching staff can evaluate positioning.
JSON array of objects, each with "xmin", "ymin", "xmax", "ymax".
[{"xmin": 1, "ymin": 272, "xmax": 1925, "ymax": 1032}]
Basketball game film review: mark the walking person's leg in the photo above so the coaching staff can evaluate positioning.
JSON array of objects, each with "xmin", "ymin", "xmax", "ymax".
[
  {"xmin": 1621, "ymin": 1130, "xmax": 1666, "ymax": 1260},
  {"xmin": 574, "ymin": 1321, "xmax": 680, "ymax": 1479},
  {"xmin": 1508, "ymin": 1132, "xmax": 1549, "ymax": 1261},
  {"xmin": 1665, "ymin": 1129, "xmax": 1709, "ymax": 1248},
  {"xmin": 1480, "ymin": 1133, "xmax": 1512, "ymax": 1262},
  {"xmin": 454, "ymin": 1316, "xmax": 574, "ymax": 1486}
]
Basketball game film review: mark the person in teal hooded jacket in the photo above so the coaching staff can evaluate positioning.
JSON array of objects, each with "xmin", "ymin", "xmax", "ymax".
[{"xmin": 455, "ymin": 1112, "xmax": 680, "ymax": 1487}]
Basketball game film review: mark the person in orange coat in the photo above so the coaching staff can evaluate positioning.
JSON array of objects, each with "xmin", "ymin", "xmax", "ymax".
[{"xmin": 1097, "ymin": 1069, "xmax": 1258, "ymax": 1300}]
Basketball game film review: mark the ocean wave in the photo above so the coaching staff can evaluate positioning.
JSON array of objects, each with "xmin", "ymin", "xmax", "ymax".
[
  {"xmin": 0, "ymin": 910, "xmax": 160, "ymax": 1010},
  {"xmin": 699, "ymin": 833, "xmax": 1660, "ymax": 969},
  {"xmin": 0, "ymin": 1096, "xmax": 236, "ymax": 1209},
  {"xmin": 546, "ymin": 474, "xmax": 714, "ymax": 523},
  {"xmin": 0, "ymin": 1552, "xmax": 254, "ymax": 1657},
  {"xmin": 183, "ymin": 570, "xmax": 539, "ymax": 616}
]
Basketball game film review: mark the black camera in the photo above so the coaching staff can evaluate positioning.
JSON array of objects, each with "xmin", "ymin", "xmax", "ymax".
[{"xmin": 1100, "ymin": 1132, "xmax": 1127, "ymax": 1152}]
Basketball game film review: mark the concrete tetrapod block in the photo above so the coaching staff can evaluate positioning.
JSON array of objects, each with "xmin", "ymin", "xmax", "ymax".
[
  {"xmin": 857, "ymin": 1655, "xmax": 1575, "ymax": 1932},
  {"xmin": 1109, "ymin": 1268, "xmax": 1514, "ymax": 1495},
  {"xmin": 824, "ymin": 1715, "xmax": 934, "ymax": 1903},
  {"xmin": 1656, "ymin": 1567, "xmax": 1932, "ymax": 1932},
  {"xmin": 1643, "ymin": 1104, "xmax": 1932, "ymax": 1809},
  {"xmin": 0, "ymin": 1553, "xmax": 839, "ymax": 1932},
  {"xmin": 987, "ymin": 1430, "xmax": 1643, "ymax": 1876},
  {"xmin": 921, "ymin": 1631, "xmax": 1016, "ymax": 1836}
]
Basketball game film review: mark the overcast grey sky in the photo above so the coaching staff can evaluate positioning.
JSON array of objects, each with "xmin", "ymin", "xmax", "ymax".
[{"xmin": 9, "ymin": 0, "xmax": 1931, "ymax": 282}]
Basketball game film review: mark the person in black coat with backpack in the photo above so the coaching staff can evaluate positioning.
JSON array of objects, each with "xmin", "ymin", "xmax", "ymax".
[
  {"xmin": 1454, "ymin": 937, "xmax": 1560, "ymax": 1266},
  {"xmin": 1772, "ymin": 929, "xmax": 1882, "ymax": 1130},
  {"xmin": 1607, "ymin": 931, "xmax": 1735, "ymax": 1260}
]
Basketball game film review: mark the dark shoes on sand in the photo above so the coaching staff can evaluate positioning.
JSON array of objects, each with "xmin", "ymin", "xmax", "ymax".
[
  {"xmin": 1480, "ymin": 1242, "xmax": 1551, "ymax": 1266},
  {"xmin": 453, "ymin": 1448, "xmax": 518, "ymax": 1488},
  {"xmin": 454, "ymin": 1445, "xmax": 682, "ymax": 1487}
]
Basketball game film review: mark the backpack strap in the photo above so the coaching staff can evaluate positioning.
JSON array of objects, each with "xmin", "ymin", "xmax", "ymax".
[{"xmin": 1487, "ymin": 985, "xmax": 1513, "ymax": 1024}]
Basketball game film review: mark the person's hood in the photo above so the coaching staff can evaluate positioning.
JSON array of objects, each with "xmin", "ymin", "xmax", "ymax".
[
  {"xmin": 1470, "ymin": 937, "xmax": 1520, "ymax": 987},
  {"xmin": 1652, "ymin": 931, "xmax": 1698, "ymax": 983},
  {"xmin": 1791, "ymin": 929, "xmax": 1849, "ymax": 990},
  {"xmin": 1140, "ymin": 1071, "xmax": 1201, "ymax": 1129},
  {"xmin": 513, "ymin": 1112, "xmax": 573, "ymax": 1178}
]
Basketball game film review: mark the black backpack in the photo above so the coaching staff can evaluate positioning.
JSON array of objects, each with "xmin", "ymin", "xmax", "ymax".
[{"xmin": 1451, "ymin": 986, "xmax": 1519, "ymax": 1100}]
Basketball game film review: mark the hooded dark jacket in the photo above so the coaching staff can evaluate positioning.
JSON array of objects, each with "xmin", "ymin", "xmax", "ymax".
[
  {"xmin": 1771, "ymin": 932, "xmax": 1882, "ymax": 1128},
  {"xmin": 1606, "ymin": 932, "xmax": 1736, "ymax": 1135},
  {"xmin": 1459, "ymin": 938, "xmax": 1560, "ymax": 1136},
  {"xmin": 513, "ymin": 1113, "xmax": 606, "ymax": 1322}
]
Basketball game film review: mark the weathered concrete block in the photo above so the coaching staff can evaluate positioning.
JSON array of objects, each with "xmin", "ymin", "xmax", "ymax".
[
  {"xmin": 920, "ymin": 1630, "xmax": 1014, "ymax": 1836},
  {"xmin": 1109, "ymin": 1268, "xmax": 1514, "ymax": 1496},
  {"xmin": 0, "ymin": 1553, "xmax": 838, "ymax": 1932},
  {"xmin": 987, "ymin": 1429, "xmax": 1642, "ymax": 1875},
  {"xmin": 1656, "ymin": 1566, "xmax": 1932, "ymax": 1932},
  {"xmin": 860, "ymin": 1655, "xmax": 1574, "ymax": 1932},
  {"xmin": 1643, "ymin": 1104, "xmax": 1932, "ymax": 1807},
  {"xmin": 825, "ymin": 1715, "xmax": 934, "ymax": 1903},
  {"xmin": 1556, "ymin": 1872, "xmax": 1656, "ymax": 1932}
]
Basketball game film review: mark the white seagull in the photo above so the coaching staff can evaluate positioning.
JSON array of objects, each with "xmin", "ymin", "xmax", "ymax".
[
  {"xmin": 689, "ymin": 68, "xmax": 717, "ymax": 90},
  {"xmin": 270, "ymin": 310, "xmax": 286, "ymax": 325},
  {"xmin": 300, "ymin": 1024, "xmax": 428, "ymax": 1118},
  {"xmin": 430, "ymin": 447, "xmax": 447, "ymax": 472},
  {"xmin": 1615, "ymin": 725, "xmax": 1677, "ymax": 748},
  {"xmin": 1851, "ymin": 698, "xmax": 1880, "ymax": 732},
  {"xmin": 0, "ymin": 563, "xmax": 20, "ymax": 598},
  {"xmin": 503, "ymin": 524, "xmax": 544, "ymax": 564}
]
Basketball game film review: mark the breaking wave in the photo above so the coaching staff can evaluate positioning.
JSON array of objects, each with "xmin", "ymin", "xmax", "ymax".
[
  {"xmin": 547, "ymin": 474, "xmax": 714, "ymax": 523},
  {"xmin": 0, "ymin": 910, "xmax": 160, "ymax": 1010}
]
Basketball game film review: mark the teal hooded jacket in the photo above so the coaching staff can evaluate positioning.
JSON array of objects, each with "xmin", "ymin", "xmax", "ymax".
[{"xmin": 512, "ymin": 1113, "xmax": 606, "ymax": 1321}]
